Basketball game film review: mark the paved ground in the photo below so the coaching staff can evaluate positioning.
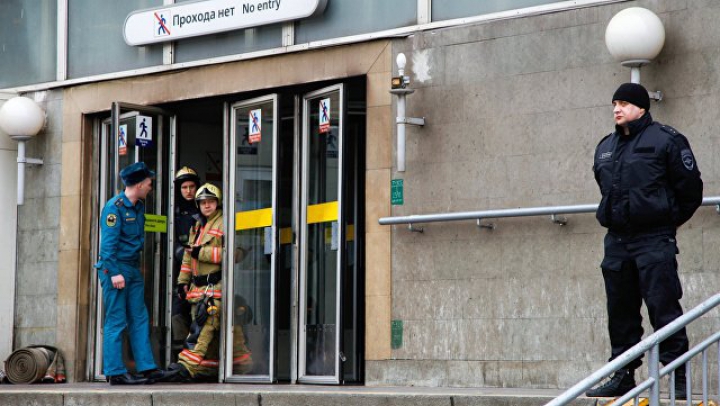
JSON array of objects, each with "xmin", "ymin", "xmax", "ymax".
[
  {"xmin": 0, "ymin": 383, "xmax": 593, "ymax": 406},
  {"xmin": 0, "ymin": 382, "xmax": 563, "ymax": 395}
]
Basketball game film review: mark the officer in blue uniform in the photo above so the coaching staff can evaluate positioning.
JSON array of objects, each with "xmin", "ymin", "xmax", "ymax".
[
  {"xmin": 586, "ymin": 83, "xmax": 703, "ymax": 399},
  {"xmin": 95, "ymin": 162, "xmax": 177, "ymax": 385}
]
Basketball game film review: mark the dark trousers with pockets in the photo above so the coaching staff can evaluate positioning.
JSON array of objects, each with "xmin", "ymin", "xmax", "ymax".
[{"xmin": 601, "ymin": 232, "xmax": 688, "ymax": 371}]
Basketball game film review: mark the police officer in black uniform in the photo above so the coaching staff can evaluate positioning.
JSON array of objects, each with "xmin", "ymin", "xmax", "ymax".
[
  {"xmin": 171, "ymin": 166, "xmax": 202, "ymax": 354},
  {"xmin": 586, "ymin": 83, "xmax": 703, "ymax": 399}
]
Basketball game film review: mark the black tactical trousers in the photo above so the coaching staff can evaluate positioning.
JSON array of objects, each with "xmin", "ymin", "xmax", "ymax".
[{"xmin": 601, "ymin": 232, "xmax": 689, "ymax": 371}]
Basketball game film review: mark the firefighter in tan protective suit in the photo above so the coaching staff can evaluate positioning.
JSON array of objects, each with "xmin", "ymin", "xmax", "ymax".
[{"xmin": 169, "ymin": 183, "xmax": 253, "ymax": 381}]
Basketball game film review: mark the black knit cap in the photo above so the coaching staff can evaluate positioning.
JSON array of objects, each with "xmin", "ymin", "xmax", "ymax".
[{"xmin": 612, "ymin": 82, "xmax": 650, "ymax": 111}]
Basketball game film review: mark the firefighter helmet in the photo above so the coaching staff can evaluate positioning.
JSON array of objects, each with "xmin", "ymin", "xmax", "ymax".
[
  {"xmin": 174, "ymin": 166, "xmax": 200, "ymax": 186},
  {"xmin": 195, "ymin": 183, "xmax": 222, "ymax": 203}
]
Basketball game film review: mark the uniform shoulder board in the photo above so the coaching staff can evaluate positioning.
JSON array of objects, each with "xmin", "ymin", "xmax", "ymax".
[
  {"xmin": 659, "ymin": 125, "xmax": 680, "ymax": 136},
  {"xmin": 114, "ymin": 198, "xmax": 124, "ymax": 207},
  {"xmin": 596, "ymin": 132, "xmax": 613, "ymax": 147}
]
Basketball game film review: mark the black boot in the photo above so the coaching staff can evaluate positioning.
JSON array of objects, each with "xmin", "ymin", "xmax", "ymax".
[
  {"xmin": 586, "ymin": 369, "xmax": 636, "ymax": 397},
  {"xmin": 138, "ymin": 368, "xmax": 180, "ymax": 384},
  {"xmin": 107, "ymin": 372, "xmax": 148, "ymax": 385},
  {"xmin": 167, "ymin": 362, "xmax": 193, "ymax": 382},
  {"xmin": 673, "ymin": 369, "xmax": 687, "ymax": 400}
]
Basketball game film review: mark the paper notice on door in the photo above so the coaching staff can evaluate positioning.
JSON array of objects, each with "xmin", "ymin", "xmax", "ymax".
[
  {"xmin": 144, "ymin": 214, "xmax": 167, "ymax": 233},
  {"xmin": 249, "ymin": 109, "xmax": 261, "ymax": 143},
  {"xmin": 118, "ymin": 124, "xmax": 128, "ymax": 156},
  {"xmin": 319, "ymin": 98, "xmax": 330, "ymax": 134}
]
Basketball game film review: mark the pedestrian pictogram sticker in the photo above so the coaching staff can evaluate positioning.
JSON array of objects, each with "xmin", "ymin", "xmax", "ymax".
[
  {"xmin": 135, "ymin": 115, "xmax": 153, "ymax": 147},
  {"xmin": 154, "ymin": 11, "xmax": 171, "ymax": 38},
  {"xmin": 249, "ymin": 109, "xmax": 261, "ymax": 143},
  {"xmin": 118, "ymin": 124, "xmax": 128, "ymax": 156},
  {"xmin": 319, "ymin": 98, "xmax": 330, "ymax": 134}
]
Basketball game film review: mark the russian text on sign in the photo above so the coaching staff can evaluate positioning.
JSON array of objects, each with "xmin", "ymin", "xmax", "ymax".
[{"xmin": 125, "ymin": 0, "xmax": 326, "ymax": 46}]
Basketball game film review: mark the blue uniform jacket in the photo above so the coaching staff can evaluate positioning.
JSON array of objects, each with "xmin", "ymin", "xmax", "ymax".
[{"xmin": 95, "ymin": 192, "xmax": 146, "ymax": 277}]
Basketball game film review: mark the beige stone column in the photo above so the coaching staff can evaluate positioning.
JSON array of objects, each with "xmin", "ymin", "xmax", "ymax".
[{"xmin": 365, "ymin": 43, "xmax": 393, "ymax": 360}]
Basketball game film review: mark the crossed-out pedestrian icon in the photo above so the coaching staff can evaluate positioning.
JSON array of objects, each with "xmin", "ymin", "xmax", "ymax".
[
  {"xmin": 251, "ymin": 112, "xmax": 260, "ymax": 134},
  {"xmin": 155, "ymin": 12, "xmax": 170, "ymax": 36},
  {"xmin": 321, "ymin": 100, "xmax": 329, "ymax": 123},
  {"xmin": 319, "ymin": 98, "xmax": 331, "ymax": 133},
  {"xmin": 248, "ymin": 109, "xmax": 262, "ymax": 143}
]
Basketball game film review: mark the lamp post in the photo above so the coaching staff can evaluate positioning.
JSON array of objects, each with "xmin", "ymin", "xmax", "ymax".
[
  {"xmin": 0, "ymin": 96, "xmax": 46, "ymax": 205},
  {"xmin": 390, "ymin": 53, "xmax": 425, "ymax": 172},
  {"xmin": 605, "ymin": 7, "xmax": 665, "ymax": 85}
]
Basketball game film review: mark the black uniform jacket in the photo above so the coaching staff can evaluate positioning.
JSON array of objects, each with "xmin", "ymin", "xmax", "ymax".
[
  {"xmin": 174, "ymin": 200, "xmax": 201, "ymax": 262},
  {"xmin": 593, "ymin": 112, "xmax": 703, "ymax": 235}
]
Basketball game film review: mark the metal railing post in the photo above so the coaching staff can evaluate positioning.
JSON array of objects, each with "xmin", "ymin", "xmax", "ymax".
[
  {"xmin": 670, "ymin": 371, "xmax": 676, "ymax": 404},
  {"xmin": 686, "ymin": 362, "xmax": 692, "ymax": 405},
  {"xmin": 649, "ymin": 344, "xmax": 660, "ymax": 406},
  {"xmin": 702, "ymin": 349, "xmax": 708, "ymax": 406}
]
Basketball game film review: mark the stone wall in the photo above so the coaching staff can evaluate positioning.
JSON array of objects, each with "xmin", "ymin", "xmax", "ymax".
[
  {"xmin": 369, "ymin": 0, "xmax": 720, "ymax": 389},
  {"xmin": 0, "ymin": 93, "xmax": 19, "ymax": 362},
  {"xmin": 12, "ymin": 0, "xmax": 720, "ymax": 390},
  {"xmin": 13, "ymin": 90, "xmax": 63, "ymax": 349}
]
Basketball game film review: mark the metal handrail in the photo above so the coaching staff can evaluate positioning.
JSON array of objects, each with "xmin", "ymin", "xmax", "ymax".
[
  {"xmin": 378, "ymin": 196, "xmax": 720, "ymax": 228},
  {"xmin": 546, "ymin": 292, "xmax": 720, "ymax": 406}
]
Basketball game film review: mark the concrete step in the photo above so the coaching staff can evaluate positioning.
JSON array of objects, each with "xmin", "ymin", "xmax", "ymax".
[{"xmin": 0, "ymin": 384, "xmax": 596, "ymax": 406}]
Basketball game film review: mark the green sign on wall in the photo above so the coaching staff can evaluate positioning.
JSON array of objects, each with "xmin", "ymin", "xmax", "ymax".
[
  {"xmin": 391, "ymin": 319, "xmax": 403, "ymax": 349},
  {"xmin": 391, "ymin": 179, "xmax": 404, "ymax": 205}
]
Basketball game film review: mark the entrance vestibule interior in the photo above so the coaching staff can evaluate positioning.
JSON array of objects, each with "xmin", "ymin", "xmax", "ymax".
[{"xmin": 90, "ymin": 78, "xmax": 366, "ymax": 384}]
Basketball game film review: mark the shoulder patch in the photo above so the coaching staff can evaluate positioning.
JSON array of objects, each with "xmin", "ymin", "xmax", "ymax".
[
  {"xmin": 660, "ymin": 125, "xmax": 679, "ymax": 136},
  {"xmin": 681, "ymin": 149, "xmax": 695, "ymax": 171},
  {"xmin": 106, "ymin": 213, "xmax": 118, "ymax": 227},
  {"xmin": 114, "ymin": 198, "xmax": 124, "ymax": 207}
]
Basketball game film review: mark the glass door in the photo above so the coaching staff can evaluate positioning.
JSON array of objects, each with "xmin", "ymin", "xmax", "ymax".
[
  {"xmin": 91, "ymin": 103, "xmax": 171, "ymax": 380},
  {"xmin": 225, "ymin": 95, "xmax": 278, "ymax": 382},
  {"xmin": 299, "ymin": 85, "xmax": 344, "ymax": 384}
]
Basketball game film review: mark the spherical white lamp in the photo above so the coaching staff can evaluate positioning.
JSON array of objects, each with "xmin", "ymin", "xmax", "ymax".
[
  {"xmin": 0, "ymin": 96, "xmax": 45, "ymax": 140},
  {"xmin": 0, "ymin": 96, "xmax": 46, "ymax": 205},
  {"xmin": 605, "ymin": 7, "xmax": 665, "ymax": 83}
]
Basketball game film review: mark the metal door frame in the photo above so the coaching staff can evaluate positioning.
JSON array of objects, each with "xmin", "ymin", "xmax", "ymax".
[
  {"xmin": 298, "ymin": 84, "xmax": 344, "ymax": 384},
  {"xmin": 165, "ymin": 114, "xmax": 178, "ymax": 368},
  {"xmin": 225, "ymin": 94, "xmax": 279, "ymax": 383},
  {"xmin": 290, "ymin": 94, "xmax": 301, "ymax": 383}
]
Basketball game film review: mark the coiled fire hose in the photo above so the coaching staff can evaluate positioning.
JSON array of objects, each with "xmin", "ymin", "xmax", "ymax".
[{"xmin": 5, "ymin": 347, "xmax": 54, "ymax": 384}]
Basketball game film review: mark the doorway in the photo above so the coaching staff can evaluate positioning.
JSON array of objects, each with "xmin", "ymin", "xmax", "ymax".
[
  {"xmin": 90, "ymin": 78, "xmax": 366, "ymax": 384},
  {"xmin": 90, "ymin": 103, "xmax": 171, "ymax": 380}
]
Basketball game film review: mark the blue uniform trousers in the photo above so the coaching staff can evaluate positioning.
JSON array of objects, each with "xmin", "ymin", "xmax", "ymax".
[{"xmin": 99, "ymin": 262, "xmax": 157, "ymax": 376}]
